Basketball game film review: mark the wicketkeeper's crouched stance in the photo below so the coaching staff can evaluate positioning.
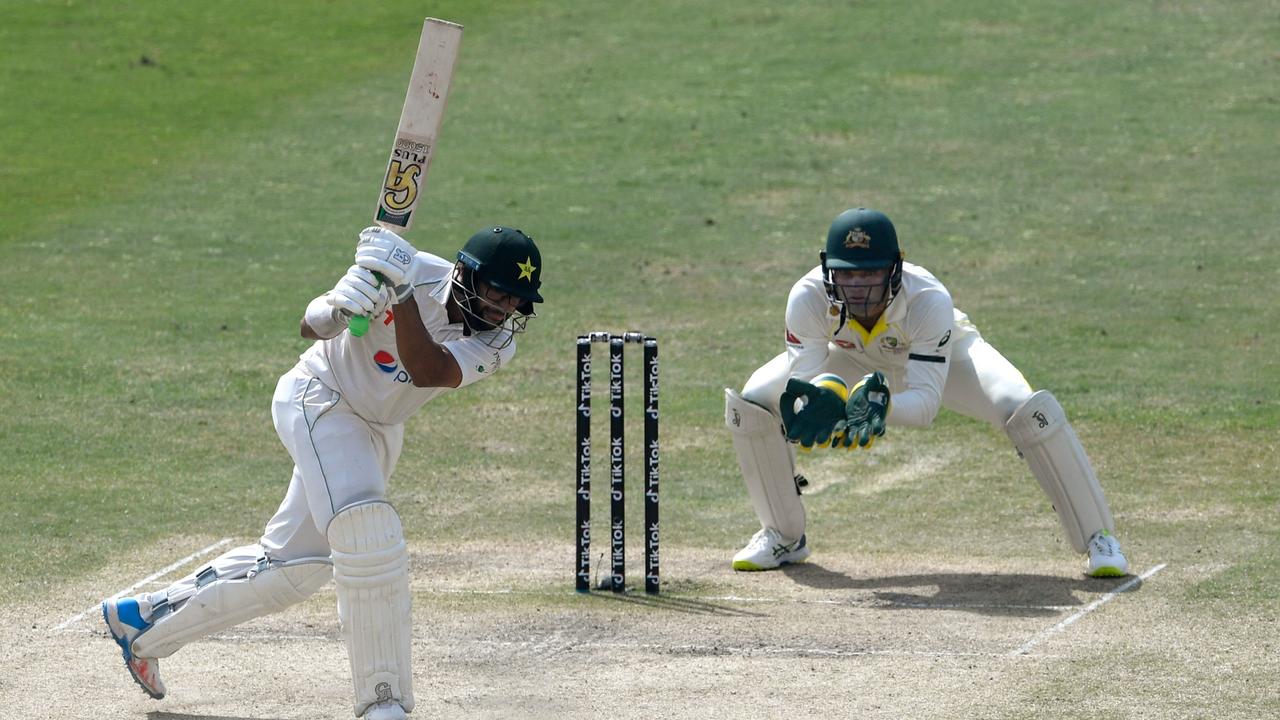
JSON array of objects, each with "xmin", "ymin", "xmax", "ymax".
[
  {"xmin": 102, "ymin": 225, "xmax": 545, "ymax": 719},
  {"xmin": 726, "ymin": 208, "xmax": 1128, "ymax": 578}
]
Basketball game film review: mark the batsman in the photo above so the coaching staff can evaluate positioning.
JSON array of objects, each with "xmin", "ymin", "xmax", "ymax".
[
  {"xmin": 725, "ymin": 207, "xmax": 1129, "ymax": 578},
  {"xmin": 102, "ymin": 225, "xmax": 545, "ymax": 719}
]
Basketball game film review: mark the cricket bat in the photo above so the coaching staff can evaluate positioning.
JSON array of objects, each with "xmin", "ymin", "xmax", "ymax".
[{"xmin": 350, "ymin": 17, "xmax": 463, "ymax": 337}]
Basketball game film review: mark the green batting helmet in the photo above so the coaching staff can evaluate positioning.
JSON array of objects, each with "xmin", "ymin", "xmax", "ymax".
[
  {"xmin": 823, "ymin": 208, "xmax": 899, "ymax": 269},
  {"xmin": 458, "ymin": 226, "xmax": 544, "ymax": 304}
]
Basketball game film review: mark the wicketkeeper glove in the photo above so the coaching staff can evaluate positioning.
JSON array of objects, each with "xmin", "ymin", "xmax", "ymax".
[
  {"xmin": 836, "ymin": 371, "xmax": 891, "ymax": 449},
  {"xmin": 780, "ymin": 377, "xmax": 849, "ymax": 450}
]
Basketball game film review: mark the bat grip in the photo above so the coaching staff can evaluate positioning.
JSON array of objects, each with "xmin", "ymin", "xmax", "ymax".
[{"xmin": 346, "ymin": 272, "xmax": 388, "ymax": 337}]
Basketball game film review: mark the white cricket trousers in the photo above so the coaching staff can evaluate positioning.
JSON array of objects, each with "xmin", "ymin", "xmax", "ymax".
[
  {"xmin": 742, "ymin": 331, "xmax": 1034, "ymax": 430},
  {"xmin": 152, "ymin": 365, "xmax": 403, "ymax": 606}
]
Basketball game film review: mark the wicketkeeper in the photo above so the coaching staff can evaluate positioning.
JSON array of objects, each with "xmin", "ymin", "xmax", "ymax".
[
  {"xmin": 725, "ymin": 208, "xmax": 1128, "ymax": 577},
  {"xmin": 102, "ymin": 225, "xmax": 545, "ymax": 720}
]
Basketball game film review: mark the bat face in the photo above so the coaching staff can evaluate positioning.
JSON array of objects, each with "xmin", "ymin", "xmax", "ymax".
[
  {"xmin": 374, "ymin": 18, "xmax": 463, "ymax": 232},
  {"xmin": 377, "ymin": 140, "xmax": 428, "ymax": 227}
]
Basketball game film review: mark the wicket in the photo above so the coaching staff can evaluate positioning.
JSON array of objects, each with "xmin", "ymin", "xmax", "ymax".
[{"xmin": 576, "ymin": 331, "xmax": 659, "ymax": 594}]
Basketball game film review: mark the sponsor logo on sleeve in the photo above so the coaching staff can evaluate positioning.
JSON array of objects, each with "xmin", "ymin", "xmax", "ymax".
[
  {"xmin": 937, "ymin": 329, "xmax": 951, "ymax": 349},
  {"xmin": 785, "ymin": 329, "xmax": 802, "ymax": 347}
]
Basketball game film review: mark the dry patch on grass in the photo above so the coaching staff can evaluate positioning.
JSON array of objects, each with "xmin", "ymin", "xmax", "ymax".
[
  {"xmin": 798, "ymin": 439, "xmax": 953, "ymax": 497},
  {"xmin": 808, "ymin": 130, "xmax": 865, "ymax": 149},
  {"xmin": 728, "ymin": 187, "xmax": 811, "ymax": 216},
  {"xmin": 946, "ymin": 20, "xmax": 1023, "ymax": 37},
  {"xmin": 886, "ymin": 73, "xmax": 948, "ymax": 91},
  {"xmin": 1124, "ymin": 503, "xmax": 1237, "ymax": 524}
]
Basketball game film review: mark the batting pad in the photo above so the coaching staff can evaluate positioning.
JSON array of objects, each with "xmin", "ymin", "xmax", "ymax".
[
  {"xmin": 328, "ymin": 501, "xmax": 414, "ymax": 716},
  {"xmin": 1005, "ymin": 390, "xmax": 1114, "ymax": 553},
  {"xmin": 725, "ymin": 388, "xmax": 806, "ymax": 542},
  {"xmin": 132, "ymin": 556, "xmax": 332, "ymax": 659}
]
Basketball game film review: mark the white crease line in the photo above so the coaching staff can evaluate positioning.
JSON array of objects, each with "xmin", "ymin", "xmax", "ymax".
[
  {"xmin": 869, "ymin": 602, "xmax": 1078, "ymax": 611},
  {"xmin": 50, "ymin": 627, "xmax": 1025, "ymax": 659},
  {"xmin": 476, "ymin": 638, "xmax": 1009, "ymax": 659},
  {"xmin": 420, "ymin": 589, "xmax": 1075, "ymax": 612},
  {"xmin": 52, "ymin": 626, "xmax": 331, "ymax": 645},
  {"xmin": 1010, "ymin": 563, "xmax": 1168, "ymax": 656},
  {"xmin": 210, "ymin": 632, "xmax": 329, "ymax": 643},
  {"xmin": 52, "ymin": 537, "xmax": 234, "ymax": 633},
  {"xmin": 424, "ymin": 588, "xmax": 515, "ymax": 595}
]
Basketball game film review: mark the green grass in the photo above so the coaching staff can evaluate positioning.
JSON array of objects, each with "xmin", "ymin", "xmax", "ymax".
[{"xmin": 1, "ymin": 0, "xmax": 1276, "ymax": 644}]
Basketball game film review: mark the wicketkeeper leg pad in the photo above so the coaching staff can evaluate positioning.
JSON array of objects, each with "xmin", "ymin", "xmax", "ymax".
[
  {"xmin": 1005, "ymin": 390, "xmax": 1115, "ymax": 553},
  {"xmin": 725, "ymin": 388, "xmax": 806, "ymax": 543},
  {"xmin": 328, "ymin": 500, "xmax": 414, "ymax": 716},
  {"xmin": 131, "ymin": 554, "xmax": 332, "ymax": 659}
]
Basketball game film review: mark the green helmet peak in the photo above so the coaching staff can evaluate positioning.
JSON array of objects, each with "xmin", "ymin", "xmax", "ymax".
[{"xmin": 824, "ymin": 208, "xmax": 899, "ymax": 269}]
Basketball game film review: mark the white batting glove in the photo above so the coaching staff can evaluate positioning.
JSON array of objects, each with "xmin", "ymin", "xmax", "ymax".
[
  {"xmin": 327, "ymin": 265, "xmax": 392, "ymax": 318},
  {"xmin": 354, "ymin": 226, "xmax": 417, "ymax": 286}
]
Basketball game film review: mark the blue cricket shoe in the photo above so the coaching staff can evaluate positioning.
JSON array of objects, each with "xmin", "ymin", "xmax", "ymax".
[{"xmin": 102, "ymin": 597, "xmax": 166, "ymax": 699}]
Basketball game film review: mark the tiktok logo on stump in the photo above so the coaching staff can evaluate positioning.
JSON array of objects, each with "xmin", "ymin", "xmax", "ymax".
[{"xmin": 373, "ymin": 350, "xmax": 412, "ymax": 384}]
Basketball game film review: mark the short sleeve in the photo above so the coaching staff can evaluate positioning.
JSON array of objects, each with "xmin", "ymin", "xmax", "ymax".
[{"xmin": 442, "ymin": 334, "xmax": 516, "ymax": 388}]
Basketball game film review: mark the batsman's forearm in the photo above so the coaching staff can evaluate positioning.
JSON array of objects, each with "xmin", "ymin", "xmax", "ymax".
[
  {"xmin": 302, "ymin": 295, "xmax": 345, "ymax": 340},
  {"xmin": 391, "ymin": 300, "xmax": 462, "ymax": 388}
]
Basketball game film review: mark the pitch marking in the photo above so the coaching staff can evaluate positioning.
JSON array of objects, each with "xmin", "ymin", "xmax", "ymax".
[
  {"xmin": 53, "ymin": 537, "xmax": 233, "ymax": 632},
  {"xmin": 476, "ymin": 638, "xmax": 1013, "ymax": 659},
  {"xmin": 1009, "ymin": 563, "xmax": 1168, "ymax": 656}
]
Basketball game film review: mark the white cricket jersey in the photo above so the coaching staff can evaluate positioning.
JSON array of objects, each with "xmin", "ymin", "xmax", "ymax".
[
  {"xmin": 298, "ymin": 252, "xmax": 515, "ymax": 425},
  {"xmin": 784, "ymin": 262, "xmax": 978, "ymax": 427}
]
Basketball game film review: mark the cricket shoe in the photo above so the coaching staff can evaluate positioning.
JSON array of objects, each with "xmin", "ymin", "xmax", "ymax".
[
  {"xmin": 102, "ymin": 596, "xmax": 166, "ymax": 699},
  {"xmin": 1086, "ymin": 529, "xmax": 1129, "ymax": 578},
  {"xmin": 365, "ymin": 700, "xmax": 407, "ymax": 720},
  {"xmin": 732, "ymin": 528, "xmax": 810, "ymax": 571}
]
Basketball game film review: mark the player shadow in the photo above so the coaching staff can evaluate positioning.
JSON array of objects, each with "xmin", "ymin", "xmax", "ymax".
[{"xmin": 780, "ymin": 562, "xmax": 1141, "ymax": 617}]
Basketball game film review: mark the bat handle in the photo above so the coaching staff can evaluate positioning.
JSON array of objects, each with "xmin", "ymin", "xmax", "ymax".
[{"xmin": 346, "ymin": 272, "xmax": 388, "ymax": 337}]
